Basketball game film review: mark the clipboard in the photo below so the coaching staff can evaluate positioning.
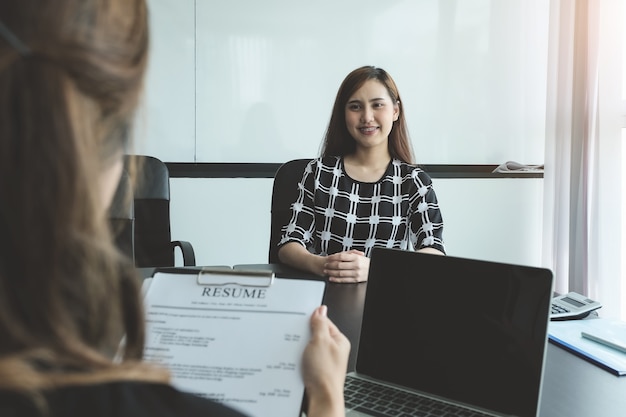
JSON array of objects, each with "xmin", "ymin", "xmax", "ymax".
[
  {"xmin": 141, "ymin": 267, "xmax": 326, "ymax": 417},
  {"xmin": 142, "ymin": 267, "xmax": 274, "ymax": 298},
  {"xmin": 195, "ymin": 267, "xmax": 274, "ymax": 287}
]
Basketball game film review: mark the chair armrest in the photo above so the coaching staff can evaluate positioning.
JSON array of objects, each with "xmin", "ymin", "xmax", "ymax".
[{"xmin": 171, "ymin": 240, "xmax": 196, "ymax": 266}]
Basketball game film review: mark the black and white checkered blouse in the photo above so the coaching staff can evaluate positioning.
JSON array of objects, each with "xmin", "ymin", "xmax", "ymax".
[{"xmin": 279, "ymin": 156, "xmax": 445, "ymax": 257}]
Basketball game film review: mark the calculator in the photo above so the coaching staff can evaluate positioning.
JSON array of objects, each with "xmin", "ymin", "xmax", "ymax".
[{"xmin": 550, "ymin": 291, "xmax": 602, "ymax": 320}]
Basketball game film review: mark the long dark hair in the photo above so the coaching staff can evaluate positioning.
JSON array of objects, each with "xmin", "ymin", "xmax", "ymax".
[
  {"xmin": 321, "ymin": 66, "xmax": 415, "ymax": 163},
  {"xmin": 0, "ymin": 0, "xmax": 166, "ymax": 397}
]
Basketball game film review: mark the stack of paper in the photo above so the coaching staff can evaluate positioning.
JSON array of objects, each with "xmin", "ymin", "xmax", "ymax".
[{"xmin": 492, "ymin": 161, "xmax": 544, "ymax": 173}]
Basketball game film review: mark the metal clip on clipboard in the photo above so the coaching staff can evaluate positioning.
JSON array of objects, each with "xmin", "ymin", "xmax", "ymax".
[{"xmin": 196, "ymin": 267, "xmax": 275, "ymax": 288}]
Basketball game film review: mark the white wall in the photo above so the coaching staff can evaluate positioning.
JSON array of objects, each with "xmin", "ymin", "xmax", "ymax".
[{"xmin": 170, "ymin": 177, "xmax": 544, "ymax": 268}]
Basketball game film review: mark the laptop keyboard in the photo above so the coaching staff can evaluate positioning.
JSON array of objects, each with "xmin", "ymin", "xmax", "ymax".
[{"xmin": 344, "ymin": 375, "xmax": 494, "ymax": 417}]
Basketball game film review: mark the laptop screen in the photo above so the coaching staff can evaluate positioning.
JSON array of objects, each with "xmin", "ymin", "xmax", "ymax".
[{"xmin": 357, "ymin": 248, "xmax": 553, "ymax": 417}]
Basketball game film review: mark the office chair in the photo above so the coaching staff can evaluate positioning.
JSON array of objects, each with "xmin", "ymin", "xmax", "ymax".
[
  {"xmin": 268, "ymin": 159, "xmax": 311, "ymax": 263},
  {"xmin": 126, "ymin": 155, "xmax": 196, "ymax": 267},
  {"xmin": 108, "ymin": 170, "xmax": 135, "ymax": 263}
]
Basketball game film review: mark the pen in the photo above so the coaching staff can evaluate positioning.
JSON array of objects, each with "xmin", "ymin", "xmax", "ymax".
[{"xmin": 581, "ymin": 331, "xmax": 626, "ymax": 354}]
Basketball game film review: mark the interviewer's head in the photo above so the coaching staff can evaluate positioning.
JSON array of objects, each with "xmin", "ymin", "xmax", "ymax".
[{"xmin": 0, "ymin": 0, "xmax": 160, "ymax": 390}]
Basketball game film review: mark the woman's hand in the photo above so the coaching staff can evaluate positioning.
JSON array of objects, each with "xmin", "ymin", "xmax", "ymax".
[
  {"xmin": 302, "ymin": 305, "xmax": 350, "ymax": 417},
  {"xmin": 324, "ymin": 249, "xmax": 370, "ymax": 283}
]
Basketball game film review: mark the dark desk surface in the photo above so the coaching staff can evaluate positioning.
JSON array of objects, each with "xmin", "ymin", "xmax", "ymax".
[{"xmin": 148, "ymin": 264, "xmax": 626, "ymax": 417}]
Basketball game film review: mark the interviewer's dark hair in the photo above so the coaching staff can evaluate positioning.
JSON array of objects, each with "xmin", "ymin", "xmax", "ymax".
[
  {"xmin": 0, "ymin": 0, "xmax": 167, "ymax": 399},
  {"xmin": 321, "ymin": 66, "xmax": 415, "ymax": 163}
]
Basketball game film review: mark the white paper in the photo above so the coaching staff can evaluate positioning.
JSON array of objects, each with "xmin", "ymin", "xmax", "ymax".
[
  {"xmin": 492, "ymin": 161, "xmax": 544, "ymax": 173},
  {"xmin": 143, "ymin": 272, "xmax": 325, "ymax": 416}
]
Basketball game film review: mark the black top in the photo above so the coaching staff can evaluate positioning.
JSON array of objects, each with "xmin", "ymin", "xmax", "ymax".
[
  {"xmin": 279, "ymin": 157, "xmax": 445, "ymax": 256},
  {"xmin": 0, "ymin": 381, "xmax": 249, "ymax": 417}
]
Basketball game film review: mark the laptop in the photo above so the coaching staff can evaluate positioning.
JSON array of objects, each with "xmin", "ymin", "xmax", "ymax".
[{"xmin": 345, "ymin": 248, "xmax": 553, "ymax": 417}]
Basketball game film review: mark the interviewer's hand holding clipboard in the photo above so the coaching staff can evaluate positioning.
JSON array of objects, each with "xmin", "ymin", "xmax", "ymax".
[{"xmin": 302, "ymin": 305, "xmax": 351, "ymax": 417}]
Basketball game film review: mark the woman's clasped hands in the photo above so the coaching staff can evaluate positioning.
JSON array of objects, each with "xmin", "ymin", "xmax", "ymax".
[{"xmin": 324, "ymin": 249, "xmax": 370, "ymax": 283}]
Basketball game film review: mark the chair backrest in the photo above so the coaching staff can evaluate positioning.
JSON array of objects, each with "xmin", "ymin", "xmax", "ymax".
[
  {"xmin": 127, "ymin": 155, "xmax": 175, "ymax": 267},
  {"xmin": 268, "ymin": 159, "xmax": 311, "ymax": 263},
  {"xmin": 108, "ymin": 170, "xmax": 135, "ymax": 263}
]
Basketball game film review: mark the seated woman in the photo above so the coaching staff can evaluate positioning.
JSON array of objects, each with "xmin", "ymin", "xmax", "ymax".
[
  {"xmin": 0, "ymin": 1, "xmax": 349, "ymax": 416},
  {"xmin": 278, "ymin": 66, "xmax": 445, "ymax": 283}
]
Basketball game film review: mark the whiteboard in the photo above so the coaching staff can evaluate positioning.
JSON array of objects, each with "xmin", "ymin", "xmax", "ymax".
[{"xmin": 138, "ymin": 0, "xmax": 549, "ymax": 165}]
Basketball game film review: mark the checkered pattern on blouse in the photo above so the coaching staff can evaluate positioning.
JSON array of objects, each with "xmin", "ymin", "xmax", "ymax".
[{"xmin": 279, "ymin": 157, "xmax": 445, "ymax": 257}]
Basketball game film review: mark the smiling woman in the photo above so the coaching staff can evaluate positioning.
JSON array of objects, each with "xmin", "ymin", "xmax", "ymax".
[{"xmin": 277, "ymin": 66, "xmax": 445, "ymax": 284}]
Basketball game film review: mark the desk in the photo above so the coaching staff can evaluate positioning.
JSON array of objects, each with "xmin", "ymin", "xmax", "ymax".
[{"xmin": 150, "ymin": 264, "xmax": 626, "ymax": 417}]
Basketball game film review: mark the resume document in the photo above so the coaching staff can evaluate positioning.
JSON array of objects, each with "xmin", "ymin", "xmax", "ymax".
[{"xmin": 142, "ymin": 271, "xmax": 325, "ymax": 417}]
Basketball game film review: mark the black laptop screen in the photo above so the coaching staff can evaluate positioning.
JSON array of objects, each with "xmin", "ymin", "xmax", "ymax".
[{"xmin": 357, "ymin": 248, "xmax": 553, "ymax": 417}]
